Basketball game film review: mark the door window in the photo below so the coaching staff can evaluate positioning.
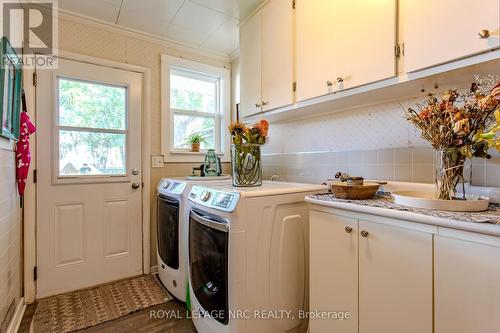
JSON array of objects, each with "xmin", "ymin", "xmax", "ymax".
[{"xmin": 57, "ymin": 78, "xmax": 127, "ymax": 177}]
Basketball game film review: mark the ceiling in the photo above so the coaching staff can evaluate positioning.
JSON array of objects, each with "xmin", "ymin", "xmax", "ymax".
[{"xmin": 57, "ymin": 0, "xmax": 263, "ymax": 56}]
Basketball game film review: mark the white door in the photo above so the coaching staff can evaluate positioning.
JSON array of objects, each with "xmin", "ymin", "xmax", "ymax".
[
  {"xmin": 333, "ymin": 0, "xmax": 396, "ymax": 90},
  {"xmin": 402, "ymin": 0, "xmax": 500, "ymax": 72},
  {"xmin": 36, "ymin": 58, "xmax": 143, "ymax": 298},
  {"xmin": 309, "ymin": 211, "xmax": 358, "ymax": 333},
  {"xmin": 358, "ymin": 220, "xmax": 433, "ymax": 333},
  {"xmin": 239, "ymin": 10, "xmax": 262, "ymax": 118},
  {"xmin": 261, "ymin": 0, "xmax": 294, "ymax": 111},
  {"xmin": 435, "ymin": 233, "xmax": 500, "ymax": 333}
]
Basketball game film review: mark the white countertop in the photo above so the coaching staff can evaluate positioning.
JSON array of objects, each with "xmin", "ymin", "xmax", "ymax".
[{"xmin": 306, "ymin": 194, "xmax": 500, "ymax": 238}]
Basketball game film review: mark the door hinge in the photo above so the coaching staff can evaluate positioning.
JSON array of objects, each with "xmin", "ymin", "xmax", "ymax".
[
  {"xmin": 394, "ymin": 44, "xmax": 401, "ymax": 57},
  {"xmin": 292, "ymin": 81, "xmax": 296, "ymax": 92},
  {"xmin": 33, "ymin": 169, "xmax": 37, "ymax": 183},
  {"xmin": 33, "ymin": 266, "xmax": 37, "ymax": 281},
  {"xmin": 292, "ymin": 0, "xmax": 296, "ymax": 9},
  {"xmin": 32, "ymin": 72, "xmax": 37, "ymax": 87}
]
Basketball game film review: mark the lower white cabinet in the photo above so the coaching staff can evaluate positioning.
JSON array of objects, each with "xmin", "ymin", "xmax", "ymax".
[
  {"xmin": 310, "ymin": 210, "xmax": 433, "ymax": 333},
  {"xmin": 435, "ymin": 232, "xmax": 500, "ymax": 333}
]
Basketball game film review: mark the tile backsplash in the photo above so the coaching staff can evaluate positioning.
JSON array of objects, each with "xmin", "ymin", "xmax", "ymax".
[
  {"xmin": 262, "ymin": 147, "xmax": 500, "ymax": 187},
  {"xmin": 261, "ymin": 96, "xmax": 500, "ymax": 188}
]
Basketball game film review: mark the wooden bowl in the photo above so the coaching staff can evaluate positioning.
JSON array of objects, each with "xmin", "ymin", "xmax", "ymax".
[{"xmin": 331, "ymin": 182, "xmax": 381, "ymax": 200}]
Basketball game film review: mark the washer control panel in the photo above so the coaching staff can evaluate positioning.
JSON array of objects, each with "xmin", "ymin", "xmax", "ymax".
[{"xmin": 189, "ymin": 186, "xmax": 239, "ymax": 212}]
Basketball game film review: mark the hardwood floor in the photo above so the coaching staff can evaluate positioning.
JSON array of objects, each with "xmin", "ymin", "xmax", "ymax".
[{"xmin": 19, "ymin": 300, "xmax": 197, "ymax": 333}]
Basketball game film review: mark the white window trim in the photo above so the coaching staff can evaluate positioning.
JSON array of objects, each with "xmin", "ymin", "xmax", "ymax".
[{"xmin": 161, "ymin": 54, "xmax": 231, "ymax": 163}]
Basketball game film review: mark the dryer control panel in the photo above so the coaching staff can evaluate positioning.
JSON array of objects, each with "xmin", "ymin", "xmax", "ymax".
[{"xmin": 189, "ymin": 186, "xmax": 239, "ymax": 212}]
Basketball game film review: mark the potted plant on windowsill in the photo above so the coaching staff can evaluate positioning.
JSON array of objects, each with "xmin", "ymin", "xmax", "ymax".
[{"xmin": 187, "ymin": 133, "xmax": 205, "ymax": 152}]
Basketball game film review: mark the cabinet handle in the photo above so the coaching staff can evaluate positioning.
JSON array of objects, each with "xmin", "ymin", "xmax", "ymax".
[
  {"xmin": 345, "ymin": 226, "xmax": 353, "ymax": 233},
  {"xmin": 360, "ymin": 230, "xmax": 369, "ymax": 238},
  {"xmin": 255, "ymin": 103, "xmax": 261, "ymax": 108},
  {"xmin": 326, "ymin": 81, "xmax": 333, "ymax": 87},
  {"xmin": 478, "ymin": 29, "xmax": 490, "ymax": 39},
  {"xmin": 261, "ymin": 101, "xmax": 268, "ymax": 106},
  {"xmin": 336, "ymin": 77, "xmax": 344, "ymax": 83}
]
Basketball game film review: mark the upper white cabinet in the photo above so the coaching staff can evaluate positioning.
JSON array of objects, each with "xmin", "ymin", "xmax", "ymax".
[
  {"xmin": 402, "ymin": 0, "xmax": 500, "ymax": 72},
  {"xmin": 240, "ymin": 10, "xmax": 262, "ymax": 118},
  {"xmin": 310, "ymin": 209, "xmax": 433, "ymax": 333},
  {"xmin": 333, "ymin": 0, "xmax": 397, "ymax": 90},
  {"xmin": 295, "ymin": 0, "xmax": 336, "ymax": 102},
  {"xmin": 296, "ymin": 0, "xmax": 396, "ymax": 101},
  {"xmin": 239, "ymin": 0, "xmax": 293, "ymax": 118},
  {"xmin": 261, "ymin": 0, "xmax": 294, "ymax": 112},
  {"xmin": 435, "ymin": 232, "xmax": 500, "ymax": 333}
]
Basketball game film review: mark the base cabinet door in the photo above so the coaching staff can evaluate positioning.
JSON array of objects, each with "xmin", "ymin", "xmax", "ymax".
[
  {"xmin": 358, "ymin": 220, "xmax": 433, "ymax": 333},
  {"xmin": 435, "ymin": 234, "xmax": 500, "ymax": 333},
  {"xmin": 310, "ymin": 211, "xmax": 358, "ymax": 333}
]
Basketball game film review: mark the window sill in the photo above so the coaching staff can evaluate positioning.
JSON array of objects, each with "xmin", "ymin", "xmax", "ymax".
[
  {"xmin": 170, "ymin": 150, "xmax": 224, "ymax": 155},
  {"xmin": 164, "ymin": 150, "xmax": 230, "ymax": 163}
]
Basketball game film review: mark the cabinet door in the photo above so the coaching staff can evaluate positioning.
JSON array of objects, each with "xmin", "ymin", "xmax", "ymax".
[
  {"xmin": 239, "ymin": 11, "xmax": 262, "ymax": 118},
  {"xmin": 435, "ymin": 235, "xmax": 500, "ymax": 333},
  {"xmin": 358, "ymin": 220, "xmax": 433, "ymax": 333},
  {"xmin": 402, "ymin": 0, "xmax": 500, "ymax": 72},
  {"xmin": 296, "ymin": 0, "xmax": 335, "ymax": 102},
  {"xmin": 261, "ymin": 0, "xmax": 294, "ymax": 111},
  {"xmin": 310, "ymin": 211, "xmax": 358, "ymax": 333},
  {"xmin": 334, "ymin": 0, "xmax": 396, "ymax": 90}
]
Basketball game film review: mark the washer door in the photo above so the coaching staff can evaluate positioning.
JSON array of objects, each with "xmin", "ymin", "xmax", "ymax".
[
  {"xmin": 157, "ymin": 195, "xmax": 180, "ymax": 269},
  {"xmin": 189, "ymin": 209, "xmax": 229, "ymax": 325}
]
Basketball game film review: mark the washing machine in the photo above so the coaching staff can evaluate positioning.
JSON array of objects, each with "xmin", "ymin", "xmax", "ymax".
[
  {"xmin": 187, "ymin": 181, "xmax": 327, "ymax": 333},
  {"xmin": 156, "ymin": 176, "xmax": 231, "ymax": 301}
]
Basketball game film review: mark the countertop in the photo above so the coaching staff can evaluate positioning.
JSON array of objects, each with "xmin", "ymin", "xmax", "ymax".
[{"xmin": 306, "ymin": 193, "xmax": 500, "ymax": 237}]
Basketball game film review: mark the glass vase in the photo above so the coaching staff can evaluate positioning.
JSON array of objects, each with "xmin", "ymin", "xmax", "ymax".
[
  {"xmin": 435, "ymin": 148, "xmax": 472, "ymax": 200},
  {"xmin": 231, "ymin": 144, "xmax": 262, "ymax": 187}
]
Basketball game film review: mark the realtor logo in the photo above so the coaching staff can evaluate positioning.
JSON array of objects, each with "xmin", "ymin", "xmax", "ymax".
[{"xmin": 1, "ymin": 0, "xmax": 58, "ymax": 68}]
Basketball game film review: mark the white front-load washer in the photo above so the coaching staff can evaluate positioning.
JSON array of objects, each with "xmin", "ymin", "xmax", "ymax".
[
  {"xmin": 187, "ymin": 181, "xmax": 326, "ymax": 333},
  {"xmin": 156, "ymin": 176, "xmax": 231, "ymax": 301}
]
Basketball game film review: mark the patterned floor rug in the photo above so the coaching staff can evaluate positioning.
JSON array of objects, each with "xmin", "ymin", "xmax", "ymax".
[{"xmin": 32, "ymin": 275, "xmax": 173, "ymax": 333}]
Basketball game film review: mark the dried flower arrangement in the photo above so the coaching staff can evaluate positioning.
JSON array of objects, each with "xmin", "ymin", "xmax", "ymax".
[
  {"xmin": 405, "ymin": 79, "xmax": 500, "ymax": 200},
  {"xmin": 228, "ymin": 119, "xmax": 269, "ymax": 186}
]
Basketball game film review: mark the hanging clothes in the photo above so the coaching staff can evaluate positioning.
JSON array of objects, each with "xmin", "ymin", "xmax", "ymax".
[{"xmin": 16, "ymin": 91, "xmax": 36, "ymax": 197}]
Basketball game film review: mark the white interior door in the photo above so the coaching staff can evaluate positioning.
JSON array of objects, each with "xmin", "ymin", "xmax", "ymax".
[{"xmin": 36, "ymin": 58, "xmax": 143, "ymax": 298}]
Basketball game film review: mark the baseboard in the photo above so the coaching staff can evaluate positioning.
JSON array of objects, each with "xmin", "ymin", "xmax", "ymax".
[
  {"xmin": 150, "ymin": 265, "xmax": 158, "ymax": 274},
  {"xmin": 6, "ymin": 297, "xmax": 26, "ymax": 333}
]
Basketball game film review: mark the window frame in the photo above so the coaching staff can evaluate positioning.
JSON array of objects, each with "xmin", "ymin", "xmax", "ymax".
[{"xmin": 161, "ymin": 54, "xmax": 231, "ymax": 163}]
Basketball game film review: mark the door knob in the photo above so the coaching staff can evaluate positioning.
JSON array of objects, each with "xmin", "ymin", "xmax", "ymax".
[
  {"xmin": 345, "ymin": 226, "xmax": 353, "ymax": 233},
  {"xmin": 261, "ymin": 101, "xmax": 268, "ymax": 106},
  {"xmin": 360, "ymin": 230, "xmax": 369, "ymax": 238},
  {"xmin": 131, "ymin": 182, "xmax": 140, "ymax": 189},
  {"xmin": 255, "ymin": 103, "xmax": 261, "ymax": 108},
  {"xmin": 478, "ymin": 29, "xmax": 490, "ymax": 39},
  {"xmin": 326, "ymin": 81, "xmax": 333, "ymax": 87},
  {"xmin": 336, "ymin": 77, "xmax": 344, "ymax": 83}
]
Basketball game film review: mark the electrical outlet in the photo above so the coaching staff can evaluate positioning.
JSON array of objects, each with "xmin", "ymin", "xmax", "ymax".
[{"xmin": 151, "ymin": 156, "xmax": 164, "ymax": 168}]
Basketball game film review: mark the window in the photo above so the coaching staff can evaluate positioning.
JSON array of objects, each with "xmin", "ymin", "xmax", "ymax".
[
  {"xmin": 57, "ymin": 78, "xmax": 127, "ymax": 177},
  {"xmin": 161, "ymin": 55, "xmax": 231, "ymax": 162}
]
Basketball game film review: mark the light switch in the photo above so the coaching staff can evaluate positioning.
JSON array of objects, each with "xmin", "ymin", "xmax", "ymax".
[{"xmin": 151, "ymin": 156, "xmax": 164, "ymax": 168}]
